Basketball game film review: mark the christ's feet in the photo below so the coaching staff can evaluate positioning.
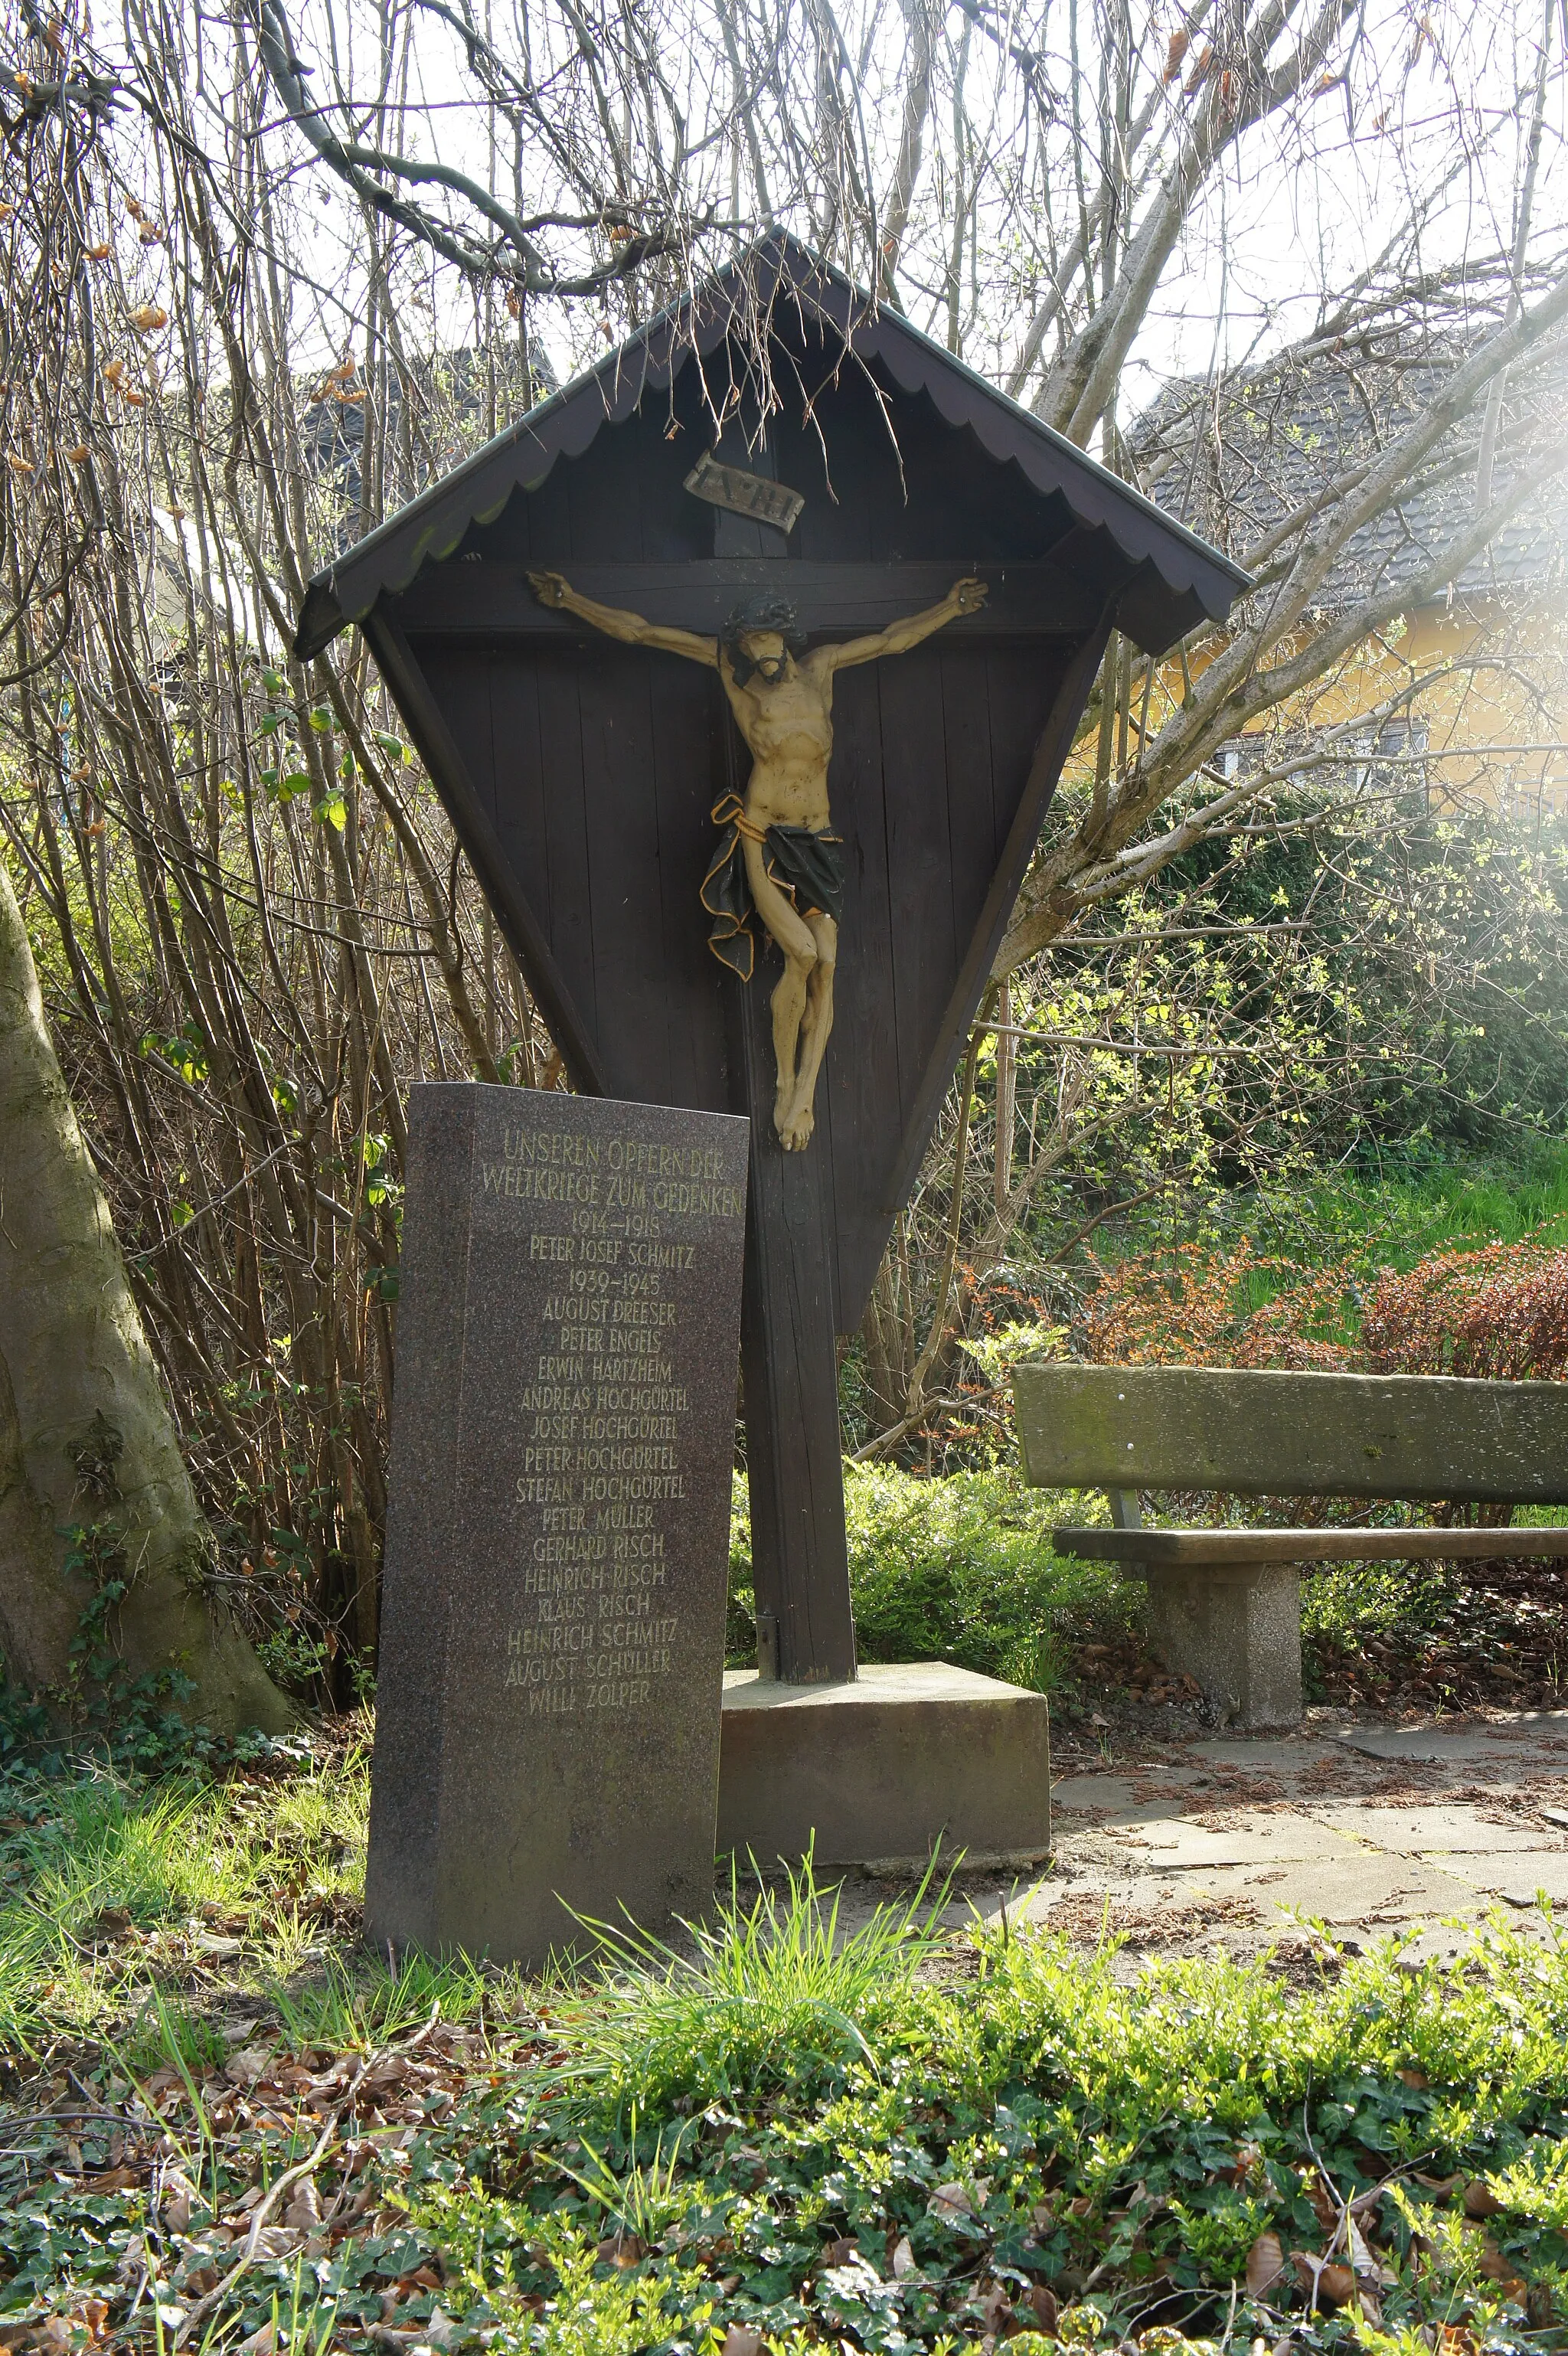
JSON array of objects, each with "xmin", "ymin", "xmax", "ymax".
[{"xmin": 776, "ymin": 1098, "xmax": 815, "ymax": 1151}]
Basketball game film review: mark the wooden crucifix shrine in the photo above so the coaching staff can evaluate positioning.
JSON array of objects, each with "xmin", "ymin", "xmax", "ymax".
[{"xmin": 298, "ymin": 237, "xmax": 1246, "ymax": 1717}]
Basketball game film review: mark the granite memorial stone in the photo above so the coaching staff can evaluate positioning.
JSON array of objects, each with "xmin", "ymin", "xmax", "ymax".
[{"xmin": 366, "ymin": 1082, "xmax": 749, "ymax": 1966}]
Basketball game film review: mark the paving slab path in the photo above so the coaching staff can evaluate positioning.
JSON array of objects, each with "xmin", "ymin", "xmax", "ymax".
[{"xmin": 916, "ymin": 1707, "xmax": 1568, "ymax": 1966}]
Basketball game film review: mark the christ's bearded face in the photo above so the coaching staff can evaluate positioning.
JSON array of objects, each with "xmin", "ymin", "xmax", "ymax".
[{"xmin": 738, "ymin": 630, "xmax": 791, "ymax": 685}]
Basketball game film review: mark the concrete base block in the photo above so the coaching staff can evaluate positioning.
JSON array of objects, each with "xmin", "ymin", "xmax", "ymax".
[
  {"xmin": 719, "ymin": 1662, "xmax": 1051, "ymax": 1867},
  {"xmin": 1145, "ymin": 1560, "xmax": 1302, "ymax": 1730}
]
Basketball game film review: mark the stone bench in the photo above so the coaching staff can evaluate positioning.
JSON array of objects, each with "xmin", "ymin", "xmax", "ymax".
[{"xmin": 1011, "ymin": 1363, "xmax": 1568, "ymax": 1729}]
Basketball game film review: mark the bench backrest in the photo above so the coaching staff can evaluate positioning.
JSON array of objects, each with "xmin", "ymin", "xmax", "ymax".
[{"xmin": 1013, "ymin": 1363, "xmax": 1568, "ymax": 1504}]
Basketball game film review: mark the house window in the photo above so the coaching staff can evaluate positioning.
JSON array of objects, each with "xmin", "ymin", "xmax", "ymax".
[{"xmin": 1372, "ymin": 715, "xmax": 1430, "ymax": 808}]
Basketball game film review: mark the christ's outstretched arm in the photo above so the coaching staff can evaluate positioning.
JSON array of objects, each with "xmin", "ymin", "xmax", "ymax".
[
  {"xmin": 527, "ymin": 570, "xmax": 719, "ymax": 667},
  {"xmin": 809, "ymin": 576, "xmax": 988, "ymax": 675}
]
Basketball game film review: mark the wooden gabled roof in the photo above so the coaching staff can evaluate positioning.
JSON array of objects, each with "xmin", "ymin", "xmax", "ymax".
[{"xmin": 297, "ymin": 234, "xmax": 1247, "ymax": 662}]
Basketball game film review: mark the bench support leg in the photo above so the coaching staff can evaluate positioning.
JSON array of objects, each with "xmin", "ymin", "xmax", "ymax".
[{"xmin": 1145, "ymin": 1561, "xmax": 1302, "ymax": 1731}]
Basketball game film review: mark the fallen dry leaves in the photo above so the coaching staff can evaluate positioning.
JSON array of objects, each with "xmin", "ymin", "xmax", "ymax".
[{"xmin": 1246, "ymin": 2227, "xmax": 1287, "ymax": 2296}]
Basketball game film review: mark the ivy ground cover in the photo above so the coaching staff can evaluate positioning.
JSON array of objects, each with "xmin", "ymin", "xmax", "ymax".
[{"xmin": 2, "ymin": 1736, "xmax": 1568, "ymax": 2355}]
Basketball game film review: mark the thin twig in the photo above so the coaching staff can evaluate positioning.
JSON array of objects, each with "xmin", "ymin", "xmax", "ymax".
[{"xmin": 171, "ymin": 2063, "xmax": 368, "ymax": 2350}]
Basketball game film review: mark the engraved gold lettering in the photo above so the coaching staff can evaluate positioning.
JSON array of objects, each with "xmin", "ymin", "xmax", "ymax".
[{"xmin": 505, "ymin": 1127, "xmax": 600, "ymax": 1168}]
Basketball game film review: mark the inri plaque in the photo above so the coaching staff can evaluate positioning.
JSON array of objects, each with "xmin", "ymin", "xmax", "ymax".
[{"xmin": 365, "ymin": 1083, "xmax": 749, "ymax": 1965}]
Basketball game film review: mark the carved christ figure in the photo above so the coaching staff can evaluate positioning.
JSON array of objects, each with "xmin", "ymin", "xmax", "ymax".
[{"xmin": 527, "ymin": 569, "xmax": 988, "ymax": 1149}]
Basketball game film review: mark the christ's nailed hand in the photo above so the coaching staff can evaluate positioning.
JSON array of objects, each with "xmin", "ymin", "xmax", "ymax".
[
  {"xmin": 528, "ymin": 569, "xmax": 570, "ymax": 606},
  {"xmin": 952, "ymin": 576, "xmax": 988, "ymax": 613}
]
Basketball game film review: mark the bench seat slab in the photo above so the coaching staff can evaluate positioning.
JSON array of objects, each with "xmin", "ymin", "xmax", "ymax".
[{"xmin": 1055, "ymin": 1525, "xmax": 1568, "ymax": 1567}]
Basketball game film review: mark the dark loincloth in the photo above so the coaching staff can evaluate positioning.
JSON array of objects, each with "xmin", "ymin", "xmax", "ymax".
[{"xmin": 701, "ymin": 793, "xmax": 844, "ymax": 982}]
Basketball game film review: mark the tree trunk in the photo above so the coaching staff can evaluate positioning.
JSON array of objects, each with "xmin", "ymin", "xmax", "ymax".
[
  {"xmin": 0, "ymin": 859, "xmax": 292, "ymax": 1734},
  {"xmin": 858, "ymin": 1224, "xmax": 914, "ymax": 1431}
]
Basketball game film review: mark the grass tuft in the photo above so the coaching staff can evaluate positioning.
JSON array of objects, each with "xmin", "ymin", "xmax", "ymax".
[
  {"xmin": 559, "ymin": 1847, "xmax": 953, "ymax": 2121},
  {"xmin": 0, "ymin": 1744, "xmax": 369, "ymax": 2051},
  {"xmin": 269, "ymin": 1943, "xmax": 515, "ymax": 2050}
]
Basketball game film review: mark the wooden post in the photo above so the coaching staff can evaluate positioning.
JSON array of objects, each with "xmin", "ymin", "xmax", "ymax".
[
  {"xmin": 739, "ymin": 986, "xmax": 858, "ymax": 1685},
  {"xmin": 707, "ymin": 433, "xmax": 858, "ymax": 1688}
]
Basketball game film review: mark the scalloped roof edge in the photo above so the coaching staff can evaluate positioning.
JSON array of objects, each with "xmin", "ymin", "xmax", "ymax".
[{"xmin": 295, "ymin": 233, "xmax": 1250, "ymax": 662}]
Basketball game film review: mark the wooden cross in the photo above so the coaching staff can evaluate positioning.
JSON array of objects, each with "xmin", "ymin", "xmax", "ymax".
[
  {"xmin": 371, "ymin": 548, "xmax": 1114, "ymax": 1687},
  {"xmin": 389, "ymin": 557, "xmax": 1121, "ymax": 642},
  {"xmin": 302, "ymin": 247, "xmax": 1246, "ymax": 1692}
]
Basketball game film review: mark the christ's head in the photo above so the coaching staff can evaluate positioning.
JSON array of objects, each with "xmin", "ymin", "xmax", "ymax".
[
  {"xmin": 737, "ymin": 630, "xmax": 791, "ymax": 684},
  {"xmin": 723, "ymin": 596, "xmax": 804, "ymax": 687}
]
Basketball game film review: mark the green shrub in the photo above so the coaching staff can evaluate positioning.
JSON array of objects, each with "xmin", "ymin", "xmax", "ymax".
[{"xmin": 727, "ymin": 1463, "xmax": 1134, "ymax": 1690}]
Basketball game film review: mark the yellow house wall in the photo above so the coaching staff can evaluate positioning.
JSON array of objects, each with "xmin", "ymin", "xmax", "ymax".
[
  {"xmin": 1186, "ymin": 597, "xmax": 1568, "ymax": 819},
  {"xmin": 1057, "ymin": 596, "xmax": 1567, "ymax": 825}
]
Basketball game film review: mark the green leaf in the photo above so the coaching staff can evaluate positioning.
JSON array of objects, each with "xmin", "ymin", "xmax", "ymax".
[
  {"xmin": 308, "ymin": 705, "xmax": 333, "ymax": 733},
  {"xmin": 279, "ymin": 770, "xmax": 312, "ymax": 802},
  {"xmin": 262, "ymin": 667, "xmax": 285, "ymax": 695},
  {"xmin": 374, "ymin": 730, "xmax": 407, "ymax": 760},
  {"xmin": 257, "ymin": 710, "xmax": 286, "ymax": 737},
  {"xmin": 315, "ymin": 792, "xmax": 347, "ymax": 830}
]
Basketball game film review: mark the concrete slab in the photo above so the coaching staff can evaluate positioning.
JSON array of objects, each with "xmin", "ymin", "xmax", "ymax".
[
  {"xmin": 1051, "ymin": 1774, "xmax": 1188, "ymax": 1822},
  {"xmin": 1186, "ymin": 1737, "xmax": 1340, "ymax": 1776},
  {"xmin": 1439, "ymin": 1854, "xmax": 1568, "ymax": 1906},
  {"xmin": 1014, "ymin": 1364, "xmax": 1568, "ymax": 1506},
  {"xmin": 1317, "ymin": 1805, "xmax": 1561, "ymax": 1855},
  {"xmin": 719, "ymin": 1662, "xmax": 1050, "ymax": 1867},
  {"xmin": 1127, "ymin": 1812, "xmax": 1355, "ymax": 1868},
  {"xmin": 952, "ymin": 1711, "xmax": 1568, "ymax": 1963},
  {"xmin": 1390, "ymin": 1922, "xmax": 1494, "ymax": 1965},
  {"xmin": 1064, "ymin": 1821, "xmax": 1189, "ymax": 1850},
  {"xmin": 1010, "ymin": 1879, "xmax": 1141, "ymax": 1930},
  {"xmin": 1179, "ymin": 1854, "xmax": 1485, "ymax": 1927},
  {"xmin": 1334, "ymin": 1713, "xmax": 1568, "ymax": 1764},
  {"xmin": 995, "ymin": 1874, "xmax": 1264, "ymax": 1939},
  {"xmin": 1396, "ymin": 1913, "xmax": 1559, "ymax": 1964}
]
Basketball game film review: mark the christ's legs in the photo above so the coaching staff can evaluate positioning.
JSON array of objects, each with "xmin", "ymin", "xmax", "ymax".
[
  {"xmin": 741, "ymin": 835, "xmax": 818, "ymax": 1144},
  {"xmin": 779, "ymin": 913, "xmax": 836, "ymax": 1150}
]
